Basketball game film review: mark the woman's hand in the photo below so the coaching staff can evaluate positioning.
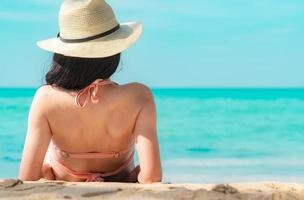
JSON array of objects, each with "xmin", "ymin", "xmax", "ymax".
[
  {"xmin": 123, "ymin": 165, "xmax": 140, "ymax": 183},
  {"xmin": 41, "ymin": 163, "xmax": 56, "ymax": 180}
]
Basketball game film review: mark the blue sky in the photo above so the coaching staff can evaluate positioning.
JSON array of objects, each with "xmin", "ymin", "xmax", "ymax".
[{"xmin": 0, "ymin": 0, "xmax": 303, "ymax": 88}]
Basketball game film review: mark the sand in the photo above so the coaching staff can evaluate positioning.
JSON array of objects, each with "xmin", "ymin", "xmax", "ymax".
[{"xmin": 1, "ymin": 179, "xmax": 304, "ymax": 200}]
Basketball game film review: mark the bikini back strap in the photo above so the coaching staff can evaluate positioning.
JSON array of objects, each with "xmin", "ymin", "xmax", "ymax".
[{"xmin": 53, "ymin": 141, "xmax": 135, "ymax": 159}]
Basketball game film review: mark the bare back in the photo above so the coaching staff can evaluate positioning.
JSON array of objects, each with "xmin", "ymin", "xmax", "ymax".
[{"xmin": 48, "ymin": 82, "xmax": 140, "ymax": 151}]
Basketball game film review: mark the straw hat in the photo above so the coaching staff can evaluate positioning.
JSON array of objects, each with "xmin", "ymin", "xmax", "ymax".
[{"xmin": 37, "ymin": 0, "xmax": 142, "ymax": 58}]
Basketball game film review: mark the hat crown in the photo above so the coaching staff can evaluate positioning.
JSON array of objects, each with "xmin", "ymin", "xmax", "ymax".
[{"xmin": 59, "ymin": 0, "xmax": 118, "ymax": 40}]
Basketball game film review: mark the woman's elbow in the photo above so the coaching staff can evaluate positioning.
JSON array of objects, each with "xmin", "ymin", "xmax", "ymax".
[
  {"xmin": 19, "ymin": 175, "xmax": 40, "ymax": 181},
  {"xmin": 138, "ymin": 170, "xmax": 162, "ymax": 184},
  {"xmin": 19, "ymin": 172, "xmax": 41, "ymax": 181},
  {"xmin": 19, "ymin": 176, "xmax": 39, "ymax": 181}
]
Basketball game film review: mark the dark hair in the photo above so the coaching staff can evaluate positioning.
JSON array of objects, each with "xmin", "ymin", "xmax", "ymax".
[{"xmin": 45, "ymin": 53, "xmax": 121, "ymax": 90}]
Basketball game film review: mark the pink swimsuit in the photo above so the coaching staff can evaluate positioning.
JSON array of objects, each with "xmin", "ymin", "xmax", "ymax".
[{"xmin": 46, "ymin": 79, "xmax": 135, "ymax": 182}]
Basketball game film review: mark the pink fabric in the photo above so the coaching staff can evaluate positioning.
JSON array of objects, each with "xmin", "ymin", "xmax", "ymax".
[
  {"xmin": 46, "ymin": 79, "xmax": 135, "ymax": 182},
  {"xmin": 53, "ymin": 143, "xmax": 133, "ymax": 159},
  {"xmin": 75, "ymin": 79, "xmax": 118, "ymax": 108}
]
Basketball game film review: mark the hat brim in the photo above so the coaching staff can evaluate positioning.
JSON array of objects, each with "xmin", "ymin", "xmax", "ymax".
[{"xmin": 37, "ymin": 22, "xmax": 142, "ymax": 58}]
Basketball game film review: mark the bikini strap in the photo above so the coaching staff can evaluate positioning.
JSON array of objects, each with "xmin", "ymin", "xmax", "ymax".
[
  {"xmin": 75, "ymin": 79, "xmax": 118, "ymax": 108},
  {"xmin": 52, "ymin": 140, "xmax": 135, "ymax": 159}
]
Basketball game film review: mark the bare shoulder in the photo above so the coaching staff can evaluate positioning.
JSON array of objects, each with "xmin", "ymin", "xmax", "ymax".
[
  {"xmin": 119, "ymin": 82, "xmax": 154, "ymax": 104},
  {"xmin": 34, "ymin": 85, "xmax": 53, "ymax": 100},
  {"xmin": 30, "ymin": 85, "xmax": 53, "ymax": 112}
]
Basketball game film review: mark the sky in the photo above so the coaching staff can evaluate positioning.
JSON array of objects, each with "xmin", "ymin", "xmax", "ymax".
[{"xmin": 0, "ymin": 0, "xmax": 303, "ymax": 88}]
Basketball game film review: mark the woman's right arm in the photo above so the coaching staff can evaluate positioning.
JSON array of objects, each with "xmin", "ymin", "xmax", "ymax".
[
  {"xmin": 19, "ymin": 87, "xmax": 52, "ymax": 181},
  {"xmin": 133, "ymin": 84, "xmax": 162, "ymax": 183}
]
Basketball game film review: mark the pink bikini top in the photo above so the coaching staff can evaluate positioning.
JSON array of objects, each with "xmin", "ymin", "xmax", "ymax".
[
  {"xmin": 50, "ymin": 79, "xmax": 135, "ymax": 182},
  {"xmin": 51, "ymin": 142, "xmax": 135, "ymax": 182}
]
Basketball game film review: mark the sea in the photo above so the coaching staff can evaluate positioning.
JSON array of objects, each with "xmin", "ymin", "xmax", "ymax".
[{"xmin": 1, "ymin": 88, "xmax": 304, "ymax": 183}]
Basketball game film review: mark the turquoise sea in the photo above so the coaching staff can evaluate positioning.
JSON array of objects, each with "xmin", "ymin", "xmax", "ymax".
[{"xmin": 1, "ymin": 88, "xmax": 304, "ymax": 183}]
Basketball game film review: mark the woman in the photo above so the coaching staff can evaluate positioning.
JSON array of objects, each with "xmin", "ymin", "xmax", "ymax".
[{"xmin": 19, "ymin": 0, "xmax": 162, "ymax": 183}]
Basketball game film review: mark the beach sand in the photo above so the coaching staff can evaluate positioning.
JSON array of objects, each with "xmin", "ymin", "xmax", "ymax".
[{"xmin": 1, "ymin": 179, "xmax": 304, "ymax": 200}]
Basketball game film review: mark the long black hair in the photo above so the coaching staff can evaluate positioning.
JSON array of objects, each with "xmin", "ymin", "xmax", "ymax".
[{"xmin": 45, "ymin": 53, "xmax": 121, "ymax": 90}]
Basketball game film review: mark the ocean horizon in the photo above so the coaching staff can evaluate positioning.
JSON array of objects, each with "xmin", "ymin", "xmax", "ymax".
[{"xmin": 1, "ymin": 88, "xmax": 304, "ymax": 183}]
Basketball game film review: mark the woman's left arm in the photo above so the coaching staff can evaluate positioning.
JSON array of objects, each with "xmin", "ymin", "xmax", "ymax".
[{"xmin": 19, "ymin": 87, "xmax": 52, "ymax": 181}]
